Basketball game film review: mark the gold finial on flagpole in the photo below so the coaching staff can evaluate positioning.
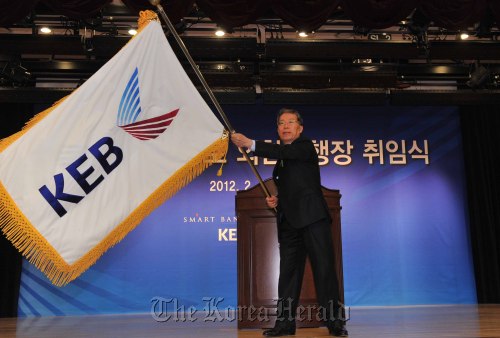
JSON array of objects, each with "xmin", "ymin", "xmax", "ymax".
[{"xmin": 138, "ymin": 10, "xmax": 160, "ymax": 31}]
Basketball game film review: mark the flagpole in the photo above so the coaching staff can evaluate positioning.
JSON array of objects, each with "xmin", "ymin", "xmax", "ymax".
[{"xmin": 150, "ymin": 0, "xmax": 273, "ymax": 200}]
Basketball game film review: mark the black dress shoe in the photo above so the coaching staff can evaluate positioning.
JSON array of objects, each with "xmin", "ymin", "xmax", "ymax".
[
  {"xmin": 262, "ymin": 326, "xmax": 296, "ymax": 336},
  {"xmin": 328, "ymin": 320, "xmax": 348, "ymax": 337}
]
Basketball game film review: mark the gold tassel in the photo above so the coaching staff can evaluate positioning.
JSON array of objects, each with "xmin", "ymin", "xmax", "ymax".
[
  {"xmin": 217, "ymin": 130, "xmax": 229, "ymax": 176},
  {"xmin": 138, "ymin": 10, "xmax": 160, "ymax": 32},
  {"xmin": 1, "ymin": 133, "xmax": 229, "ymax": 286}
]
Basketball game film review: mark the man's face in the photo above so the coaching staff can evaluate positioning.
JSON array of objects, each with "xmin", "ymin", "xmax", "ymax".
[{"xmin": 277, "ymin": 112, "xmax": 303, "ymax": 144}]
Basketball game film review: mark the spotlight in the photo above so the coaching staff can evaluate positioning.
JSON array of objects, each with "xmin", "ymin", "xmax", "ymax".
[
  {"xmin": 298, "ymin": 31, "xmax": 308, "ymax": 38},
  {"xmin": 214, "ymin": 26, "xmax": 233, "ymax": 37},
  {"xmin": 0, "ymin": 62, "xmax": 32, "ymax": 87},
  {"xmin": 460, "ymin": 32, "xmax": 469, "ymax": 40},
  {"xmin": 467, "ymin": 65, "xmax": 490, "ymax": 88},
  {"xmin": 407, "ymin": 9, "xmax": 430, "ymax": 48},
  {"xmin": 493, "ymin": 74, "xmax": 500, "ymax": 87},
  {"xmin": 82, "ymin": 36, "xmax": 94, "ymax": 52},
  {"xmin": 40, "ymin": 27, "xmax": 52, "ymax": 34},
  {"xmin": 128, "ymin": 29, "xmax": 137, "ymax": 36}
]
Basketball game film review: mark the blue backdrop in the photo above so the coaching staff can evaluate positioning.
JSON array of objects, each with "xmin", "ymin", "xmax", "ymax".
[{"xmin": 18, "ymin": 104, "xmax": 476, "ymax": 316}]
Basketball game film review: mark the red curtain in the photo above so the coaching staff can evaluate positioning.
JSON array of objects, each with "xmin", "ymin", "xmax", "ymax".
[
  {"xmin": 121, "ymin": 0, "xmax": 195, "ymax": 24},
  {"xmin": 0, "ymin": 0, "xmax": 39, "ymax": 26},
  {"xmin": 42, "ymin": 0, "xmax": 112, "ymax": 19},
  {"xmin": 340, "ymin": 0, "xmax": 417, "ymax": 29},
  {"xmin": 489, "ymin": 0, "xmax": 500, "ymax": 28},
  {"xmin": 0, "ymin": 1, "xmax": 499, "ymax": 34},
  {"xmin": 419, "ymin": 0, "xmax": 488, "ymax": 30},
  {"xmin": 271, "ymin": 0, "xmax": 342, "ymax": 32},
  {"xmin": 196, "ymin": 0, "xmax": 269, "ymax": 30}
]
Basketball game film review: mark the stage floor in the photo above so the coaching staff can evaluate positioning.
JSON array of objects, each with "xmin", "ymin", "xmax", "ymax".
[{"xmin": 0, "ymin": 304, "xmax": 498, "ymax": 338}]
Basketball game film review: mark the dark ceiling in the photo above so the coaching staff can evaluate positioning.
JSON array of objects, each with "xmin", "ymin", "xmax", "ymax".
[{"xmin": 1, "ymin": 1, "xmax": 500, "ymax": 105}]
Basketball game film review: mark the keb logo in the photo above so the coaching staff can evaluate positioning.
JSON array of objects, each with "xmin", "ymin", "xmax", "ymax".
[
  {"xmin": 117, "ymin": 67, "xmax": 179, "ymax": 140},
  {"xmin": 38, "ymin": 66, "xmax": 180, "ymax": 217}
]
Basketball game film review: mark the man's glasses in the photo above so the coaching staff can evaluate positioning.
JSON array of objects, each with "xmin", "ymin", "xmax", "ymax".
[{"xmin": 277, "ymin": 120, "xmax": 299, "ymax": 126}]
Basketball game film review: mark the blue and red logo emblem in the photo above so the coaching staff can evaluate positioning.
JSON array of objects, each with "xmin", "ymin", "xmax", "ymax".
[{"xmin": 117, "ymin": 67, "xmax": 179, "ymax": 140}]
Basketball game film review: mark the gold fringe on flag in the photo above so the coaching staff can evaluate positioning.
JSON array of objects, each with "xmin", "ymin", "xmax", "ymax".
[
  {"xmin": 0, "ymin": 134, "xmax": 228, "ymax": 286},
  {"xmin": 0, "ymin": 96, "xmax": 67, "ymax": 150},
  {"xmin": 0, "ymin": 10, "xmax": 229, "ymax": 286}
]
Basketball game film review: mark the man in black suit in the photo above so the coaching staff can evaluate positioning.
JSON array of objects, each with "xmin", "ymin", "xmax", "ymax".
[{"xmin": 231, "ymin": 108, "xmax": 348, "ymax": 337}]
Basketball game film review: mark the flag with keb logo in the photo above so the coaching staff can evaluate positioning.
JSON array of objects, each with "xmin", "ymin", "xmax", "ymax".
[{"xmin": 0, "ymin": 14, "xmax": 228, "ymax": 286}]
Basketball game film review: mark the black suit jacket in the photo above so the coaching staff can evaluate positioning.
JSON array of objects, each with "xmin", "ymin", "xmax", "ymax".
[{"xmin": 254, "ymin": 135, "xmax": 331, "ymax": 228}]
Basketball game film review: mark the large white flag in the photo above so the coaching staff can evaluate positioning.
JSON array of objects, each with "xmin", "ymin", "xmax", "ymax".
[{"xmin": 0, "ymin": 14, "xmax": 228, "ymax": 286}]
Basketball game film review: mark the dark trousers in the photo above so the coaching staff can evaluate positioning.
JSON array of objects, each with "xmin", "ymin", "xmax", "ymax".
[{"xmin": 275, "ymin": 216, "xmax": 340, "ymax": 327}]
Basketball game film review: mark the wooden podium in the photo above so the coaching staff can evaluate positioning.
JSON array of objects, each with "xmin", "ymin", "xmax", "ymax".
[{"xmin": 236, "ymin": 179, "xmax": 344, "ymax": 329}]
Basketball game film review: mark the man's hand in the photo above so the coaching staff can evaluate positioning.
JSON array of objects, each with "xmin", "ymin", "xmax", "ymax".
[
  {"xmin": 231, "ymin": 133, "xmax": 253, "ymax": 149},
  {"xmin": 266, "ymin": 195, "xmax": 278, "ymax": 209}
]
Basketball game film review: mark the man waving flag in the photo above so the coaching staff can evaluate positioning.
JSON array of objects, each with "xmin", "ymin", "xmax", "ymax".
[{"xmin": 0, "ymin": 12, "xmax": 228, "ymax": 286}]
